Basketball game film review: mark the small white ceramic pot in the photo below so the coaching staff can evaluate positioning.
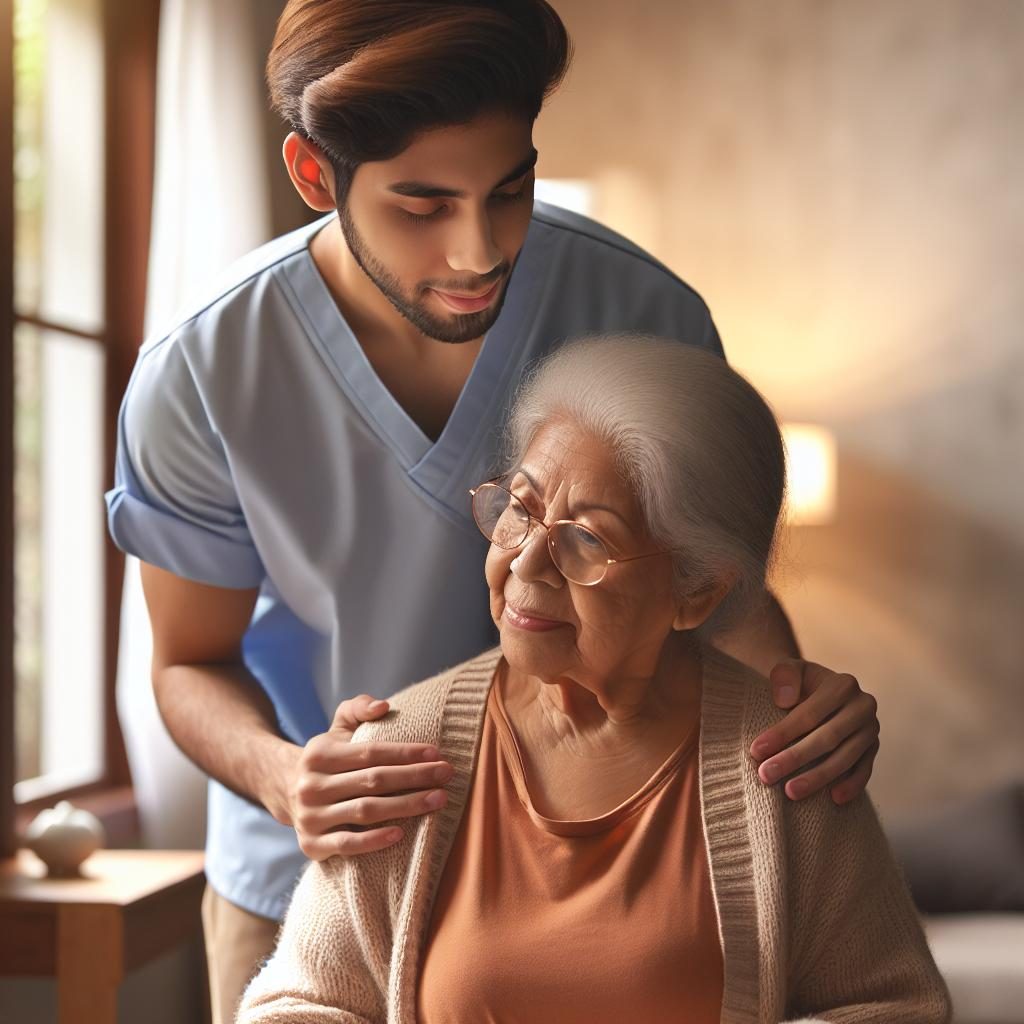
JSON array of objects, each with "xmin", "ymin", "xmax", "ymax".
[{"xmin": 25, "ymin": 801, "xmax": 106, "ymax": 877}]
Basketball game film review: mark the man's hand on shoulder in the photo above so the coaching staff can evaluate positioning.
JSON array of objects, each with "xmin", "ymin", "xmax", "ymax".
[
  {"xmin": 140, "ymin": 562, "xmax": 455, "ymax": 861},
  {"xmin": 282, "ymin": 695, "xmax": 455, "ymax": 860},
  {"xmin": 749, "ymin": 660, "xmax": 880, "ymax": 805}
]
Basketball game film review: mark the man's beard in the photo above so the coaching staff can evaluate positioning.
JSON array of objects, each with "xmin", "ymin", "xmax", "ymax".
[{"xmin": 338, "ymin": 204, "xmax": 513, "ymax": 345}]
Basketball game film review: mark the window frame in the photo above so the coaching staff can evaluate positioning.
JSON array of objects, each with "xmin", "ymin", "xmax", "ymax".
[
  {"xmin": 2, "ymin": 0, "xmax": 161, "ymax": 854},
  {"xmin": 2, "ymin": 0, "xmax": 16, "ymax": 859}
]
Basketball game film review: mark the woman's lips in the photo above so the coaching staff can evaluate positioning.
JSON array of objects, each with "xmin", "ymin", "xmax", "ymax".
[
  {"xmin": 503, "ymin": 603, "xmax": 565, "ymax": 633},
  {"xmin": 431, "ymin": 278, "xmax": 501, "ymax": 314}
]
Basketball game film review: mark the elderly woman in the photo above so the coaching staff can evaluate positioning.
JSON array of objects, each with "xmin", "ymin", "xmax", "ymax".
[{"xmin": 238, "ymin": 336, "xmax": 950, "ymax": 1023}]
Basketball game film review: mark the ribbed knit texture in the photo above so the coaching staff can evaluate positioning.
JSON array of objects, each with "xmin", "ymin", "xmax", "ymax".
[{"xmin": 237, "ymin": 647, "xmax": 950, "ymax": 1024}]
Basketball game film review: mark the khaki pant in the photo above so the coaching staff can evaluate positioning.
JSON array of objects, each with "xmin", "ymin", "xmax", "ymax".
[{"xmin": 201, "ymin": 884, "xmax": 280, "ymax": 1024}]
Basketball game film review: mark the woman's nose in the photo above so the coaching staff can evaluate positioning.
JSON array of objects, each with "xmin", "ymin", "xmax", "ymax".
[
  {"xmin": 510, "ymin": 526, "xmax": 563, "ymax": 587},
  {"xmin": 446, "ymin": 209, "xmax": 501, "ymax": 276}
]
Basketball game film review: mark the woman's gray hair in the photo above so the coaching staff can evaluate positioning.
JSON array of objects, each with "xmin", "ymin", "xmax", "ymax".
[{"xmin": 503, "ymin": 334, "xmax": 787, "ymax": 637}]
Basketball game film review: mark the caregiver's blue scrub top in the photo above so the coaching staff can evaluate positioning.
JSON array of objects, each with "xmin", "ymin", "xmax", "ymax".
[{"xmin": 105, "ymin": 201, "xmax": 723, "ymax": 919}]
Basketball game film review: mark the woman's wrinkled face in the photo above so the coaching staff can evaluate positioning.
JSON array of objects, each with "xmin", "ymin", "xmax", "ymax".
[{"xmin": 485, "ymin": 419, "xmax": 682, "ymax": 688}]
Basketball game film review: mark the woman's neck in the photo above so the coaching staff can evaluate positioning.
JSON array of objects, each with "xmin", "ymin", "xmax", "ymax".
[{"xmin": 503, "ymin": 634, "xmax": 704, "ymax": 763}]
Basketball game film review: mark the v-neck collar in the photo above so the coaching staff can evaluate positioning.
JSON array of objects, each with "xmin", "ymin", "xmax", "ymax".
[{"xmin": 279, "ymin": 212, "xmax": 553, "ymax": 521}]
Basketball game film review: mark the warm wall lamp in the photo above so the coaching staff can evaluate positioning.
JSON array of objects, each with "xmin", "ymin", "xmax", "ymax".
[{"xmin": 782, "ymin": 423, "xmax": 837, "ymax": 526}]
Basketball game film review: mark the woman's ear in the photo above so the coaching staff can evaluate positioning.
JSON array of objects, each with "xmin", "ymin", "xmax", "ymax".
[
  {"xmin": 283, "ymin": 132, "xmax": 336, "ymax": 212},
  {"xmin": 672, "ymin": 576, "xmax": 733, "ymax": 632}
]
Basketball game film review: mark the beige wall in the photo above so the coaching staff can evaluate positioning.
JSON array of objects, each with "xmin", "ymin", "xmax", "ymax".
[
  {"xmin": 537, "ymin": 0, "xmax": 1024, "ymax": 815},
  {"xmin": 537, "ymin": 0, "xmax": 1024, "ymax": 541}
]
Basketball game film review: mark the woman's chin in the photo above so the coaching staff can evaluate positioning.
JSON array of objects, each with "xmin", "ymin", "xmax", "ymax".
[{"xmin": 498, "ymin": 621, "xmax": 567, "ymax": 675}]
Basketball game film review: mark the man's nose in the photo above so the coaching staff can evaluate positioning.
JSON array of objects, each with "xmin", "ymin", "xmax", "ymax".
[{"xmin": 446, "ymin": 208, "xmax": 501, "ymax": 277}]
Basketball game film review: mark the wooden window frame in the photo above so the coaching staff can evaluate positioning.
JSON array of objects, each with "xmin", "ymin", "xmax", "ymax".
[{"xmin": 2, "ymin": 0, "xmax": 161, "ymax": 855}]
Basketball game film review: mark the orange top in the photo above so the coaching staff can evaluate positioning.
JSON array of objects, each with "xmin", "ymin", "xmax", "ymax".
[{"xmin": 417, "ymin": 675, "xmax": 724, "ymax": 1024}]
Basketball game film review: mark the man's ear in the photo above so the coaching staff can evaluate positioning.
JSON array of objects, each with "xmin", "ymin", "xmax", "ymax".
[
  {"xmin": 283, "ymin": 132, "xmax": 336, "ymax": 212},
  {"xmin": 672, "ymin": 576, "xmax": 733, "ymax": 632}
]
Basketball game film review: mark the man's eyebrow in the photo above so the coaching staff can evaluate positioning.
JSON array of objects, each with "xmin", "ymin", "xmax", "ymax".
[
  {"xmin": 492, "ymin": 149, "xmax": 539, "ymax": 189},
  {"xmin": 386, "ymin": 148, "xmax": 538, "ymax": 200}
]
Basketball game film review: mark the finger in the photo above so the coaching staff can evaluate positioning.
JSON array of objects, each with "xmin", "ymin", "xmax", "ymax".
[
  {"xmin": 829, "ymin": 739, "xmax": 879, "ymax": 805},
  {"xmin": 749, "ymin": 673, "xmax": 861, "ymax": 761},
  {"xmin": 307, "ymin": 789, "xmax": 449, "ymax": 831},
  {"xmin": 299, "ymin": 761, "xmax": 454, "ymax": 806},
  {"xmin": 331, "ymin": 694, "xmax": 390, "ymax": 732},
  {"xmin": 779, "ymin": 729, "xmax": 876, "ymax": 800},
  {"xmin": 756, "ymin": 697, "xmax": 877, "ymax": 785},
  {"xmin": 302, "ymin": 826, "xmax": 404, "ymax": 861},
  {"xmin": 768, "ymin": 659, "xmax": 806, "ymax": 708},
  {"xmin": 304, "ymin": 738, "xmax": 442, "ymax": 774},
  {"xmin": 782, "ymin": 660, "xmax": 843, "ymax": 697}
]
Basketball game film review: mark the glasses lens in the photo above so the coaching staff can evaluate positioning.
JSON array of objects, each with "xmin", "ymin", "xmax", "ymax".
[
  {"xmin": 473, "ymin": 484, "xmax": 529, "ymax": 548},
  {"xmin": 549, "ymin": 522, "xmax": 609, "ymax": 585}
]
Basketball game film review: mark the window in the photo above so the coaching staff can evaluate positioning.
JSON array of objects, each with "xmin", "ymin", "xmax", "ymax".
[
  {"xmin": 13, "ymin": 0, "xmax": 106, "ymax": 804},
  {"xmin": 2, "ymin": 0, "xmax": 160, "ymax": 852}
]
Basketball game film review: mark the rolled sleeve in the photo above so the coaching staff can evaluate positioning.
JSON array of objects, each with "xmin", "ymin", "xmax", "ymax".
[{"xmin": 105, "ymin": 335, "xmax": 265, "ymax": 590}]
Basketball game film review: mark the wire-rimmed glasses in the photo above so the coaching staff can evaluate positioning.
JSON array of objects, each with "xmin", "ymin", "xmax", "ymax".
[{"xmin": 469, "ymin": 479, "xmax": 669, "ymax": 586}]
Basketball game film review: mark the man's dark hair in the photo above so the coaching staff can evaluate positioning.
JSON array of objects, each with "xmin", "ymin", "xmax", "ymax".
[{"xmin": 267, "ymin": 0, "xmax": 572, "ymax": 203}]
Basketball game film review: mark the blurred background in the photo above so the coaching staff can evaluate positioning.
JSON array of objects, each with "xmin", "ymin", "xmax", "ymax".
[
  {"xmin": 540, "ymin": 0, "xmax": 1024, "ymax": 819},
  {"xmin": 1, "ymin": 0, "xmax": 1022, "ymax": 1021}
]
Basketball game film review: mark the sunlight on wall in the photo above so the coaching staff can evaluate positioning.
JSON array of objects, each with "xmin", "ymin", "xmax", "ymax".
[{"xmin": 534, "ymin": 177, "xmax": 596, "ymax": 217}]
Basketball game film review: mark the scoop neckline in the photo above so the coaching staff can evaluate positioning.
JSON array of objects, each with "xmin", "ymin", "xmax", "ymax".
[{"xmin": 489, "ymin": 666, "xmax": 701, "ymax": 838}]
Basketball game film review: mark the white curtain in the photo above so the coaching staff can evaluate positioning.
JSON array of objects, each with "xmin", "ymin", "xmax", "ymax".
[{"xmin": 117, "ymin": 0, "xmax": 275, "ymax": 848}]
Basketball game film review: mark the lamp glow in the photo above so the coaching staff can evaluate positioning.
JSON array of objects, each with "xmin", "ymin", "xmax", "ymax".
[{"xmin": 782, "ymin": 423, "xmax": 837, "ymax": 525}]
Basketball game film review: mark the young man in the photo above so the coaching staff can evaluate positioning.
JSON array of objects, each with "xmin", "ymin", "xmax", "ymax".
[{"xmin": 107, "ymin": 2, "xmax": 880, "ymax": 1020}]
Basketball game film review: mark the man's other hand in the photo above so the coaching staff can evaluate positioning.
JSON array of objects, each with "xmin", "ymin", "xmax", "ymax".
[{"xmin": 749, "ymin": 660, "xmax": 880, "ymax": 805}]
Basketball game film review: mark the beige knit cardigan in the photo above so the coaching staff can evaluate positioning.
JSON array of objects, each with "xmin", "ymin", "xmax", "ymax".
[{"xmin": 238, "ymin": 646, "xmax": 950, "ymax": 1024}]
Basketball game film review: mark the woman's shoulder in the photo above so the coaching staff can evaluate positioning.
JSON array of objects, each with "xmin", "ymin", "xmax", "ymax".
[
  {"xmin": 351, "ymin": 646, "xmax": 502, "ymax": 748},
  {"xmin": 702, "ymin": 647, "xmax": 861, "ymax": 812},
  {"xmin": 703, "ymin": 649, "xmax": 881, "ymax": 861},
  {"xmin": 700, "ymin": 645, "xmax": 786, "ymax": 738}
]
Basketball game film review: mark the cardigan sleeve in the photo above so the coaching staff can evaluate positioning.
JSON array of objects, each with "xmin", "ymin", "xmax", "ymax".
[
  {"xmin": 233, "ymin": 680, "xmax": 443, "ymax": 1023},
  {"xmin": 234, "ymin": 857, "xmax": 390, "ymax": 1023},
  {"xmin": 234, "ymin": 658, "xmax": 494, "ymax": 1024},
  {"xmin": 781, "ymin": 790, "xmax": 952, "ymax": 1023}
]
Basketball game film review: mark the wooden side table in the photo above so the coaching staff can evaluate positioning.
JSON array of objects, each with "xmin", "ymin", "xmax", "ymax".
[{"xmin": 0, "ymin": 848, "xmax": 205, "ymax": 1024}]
